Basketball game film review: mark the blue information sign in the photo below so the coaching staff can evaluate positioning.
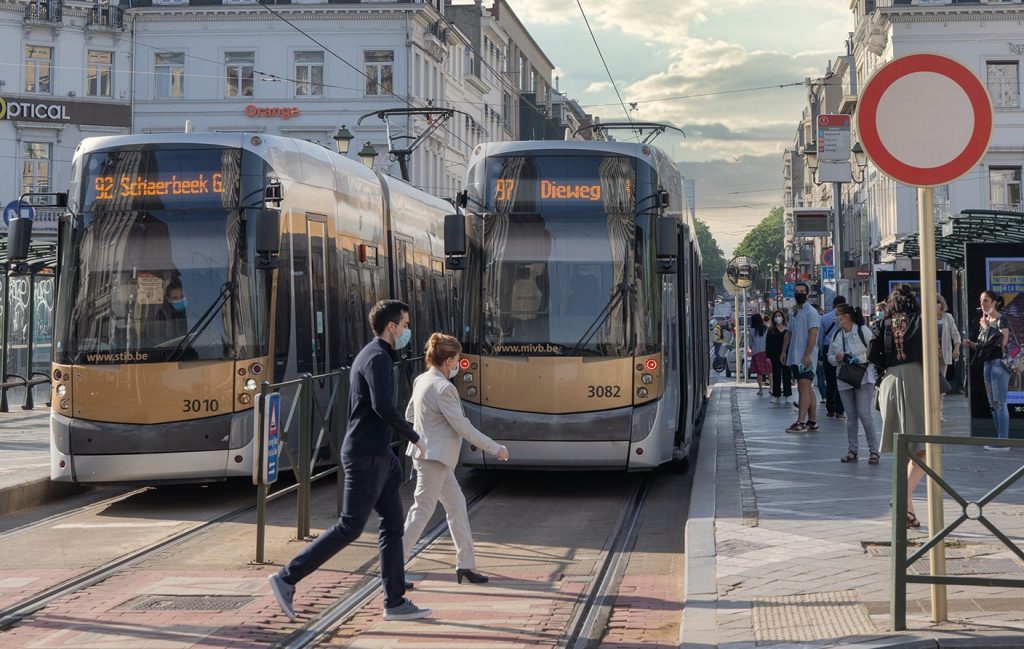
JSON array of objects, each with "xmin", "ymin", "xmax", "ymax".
[
  {"xmin": 3, "ymin": 200, "xmax": 34, "ymax": 226},
  {"xmin": 783, "ymin": 282, "xmax": 795, "ymax": 298},
  {"xmin": 821, "ymin": 266, "xmax": 835, "ymax": 281},
  {"xmin": 258, "ymin": 393, "xmax": 281, "ymax": 485}
]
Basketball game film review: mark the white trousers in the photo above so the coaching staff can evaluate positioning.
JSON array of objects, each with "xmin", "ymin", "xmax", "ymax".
[{"xmin": 402, "ymin": 458, "xmax": 476, "ymax": 569}]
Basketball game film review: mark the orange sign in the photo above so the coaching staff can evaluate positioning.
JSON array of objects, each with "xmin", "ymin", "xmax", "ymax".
[
  {"xmin": 244, "ymin": 104, "xmax": 301, "ymax": 120},
  {"xmin": 93, "ymin": 173, "xmax": 224, "ymax": 200},
  {"xmin": 540, "ymin": 180, "xmax": 601, "ymax": 201}
]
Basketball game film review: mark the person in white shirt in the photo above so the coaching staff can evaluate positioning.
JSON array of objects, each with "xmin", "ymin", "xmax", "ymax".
[
  {"xmin": 936, "ymin": 294, "xmax": 961, "ymax": 421},
  {"xmin": 403, "ymin": 333, "xmax": 509, "ymax": 584},
  {"xmin": 828, "ymin": 304, "xmax": 879, "ymax": 464}
]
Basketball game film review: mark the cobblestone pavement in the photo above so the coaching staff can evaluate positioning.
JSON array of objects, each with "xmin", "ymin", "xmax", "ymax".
[{"xmin": 683, "ymin": 383, "xmax": 1024, "ymax": 649}]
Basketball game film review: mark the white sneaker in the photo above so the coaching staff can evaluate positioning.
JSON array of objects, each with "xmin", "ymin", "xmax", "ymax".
[
  {"xmin": 268, "ymin": 573, "xmax": 297, "ymax": 622},
  {"xmin": 984, "ymin": 445, "xmax": 1011, "ymax": 451}
]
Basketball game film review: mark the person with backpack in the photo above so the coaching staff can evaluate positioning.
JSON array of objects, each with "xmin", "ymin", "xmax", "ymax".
[
  {"xmin": 828, "ymin": 303, "xmax": 879, "ymax": 465},
  {"xmin": 819, "ymin": 295, "xmax": 847, "ymax": 419}
]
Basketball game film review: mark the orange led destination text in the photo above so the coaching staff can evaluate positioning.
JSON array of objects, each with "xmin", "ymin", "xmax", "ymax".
[
  {"xmin": 93, "ymin": 173, "xmax": 224, "ymax": 200},
  {"xmin": 540, "ymin": 180, "xmax": 601, "ymax": 201}
]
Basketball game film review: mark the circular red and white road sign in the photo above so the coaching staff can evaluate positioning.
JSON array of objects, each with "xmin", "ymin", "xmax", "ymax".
[{"xmin": 856, "ymin": 53, "xmax": 993, "ymax": 187}]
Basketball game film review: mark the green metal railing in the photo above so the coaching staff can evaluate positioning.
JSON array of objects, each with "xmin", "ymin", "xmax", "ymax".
[{"xmin": 891, "ymin": 432, "xmax": 1024, "ymax": 630}]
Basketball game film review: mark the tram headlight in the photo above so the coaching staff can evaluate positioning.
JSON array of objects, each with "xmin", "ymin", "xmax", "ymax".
[
  {"xmin": 56, "ymin": 384, "xmax": 67, "ymax": 397},
  {"xmin": 238, "ymin": 393, "xmax": 252, "ymax": 405},
  {"xmin": 641, "ymin": 373, "xmax": 654, "ymax": 384},
  {"xmin": 637, "ymin": 387, "xmax": 649, "ymax": 398},
  {"xmin": 59, "ymin": 399, "xmax": 69, "ymax": 410},
  {"xmin": 462, "ymin": 373, "xmax": 473, "ymax": 383},
  {"xmin": 244, "ymin": 378, "xmax": 258, "ymax": 391},
  {"xmin": 466, "ymin": 386, "xmax": 478, "ymax": 397}
]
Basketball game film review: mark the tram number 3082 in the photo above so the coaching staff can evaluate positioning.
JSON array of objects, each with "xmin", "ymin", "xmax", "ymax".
[
  {"xmin": 587, "ymin": 385, "xmax": 621, "ymax": 398},
  {"xmin": 183, "ymin": 399, "xmax": 220, "ymax": 413}
]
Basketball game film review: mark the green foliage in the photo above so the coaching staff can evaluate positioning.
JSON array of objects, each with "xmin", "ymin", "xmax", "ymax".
[
  {"xmin": 733, "ymin": 207, "xmax": 784, "ymax": 282},
  {"xmin": 694, "ymin": 218, "xmax": 727, "ymax": 294}
]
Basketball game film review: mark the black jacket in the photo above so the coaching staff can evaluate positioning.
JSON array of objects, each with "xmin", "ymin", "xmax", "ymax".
[{"xmin": 341, "ymin": 338, "xmax": 420, "ymax": 457}]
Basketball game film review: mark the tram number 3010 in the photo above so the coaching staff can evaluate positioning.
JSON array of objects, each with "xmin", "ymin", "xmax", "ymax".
[
  {"xmin": 183, "ymin": 399, "xmax": 220, "ymax": 413},
  {"xmin": 587, "ymin": 385, "xmax": 621, "ymax": 398}
]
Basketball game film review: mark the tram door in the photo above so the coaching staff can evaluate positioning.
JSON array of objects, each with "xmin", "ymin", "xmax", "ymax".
[{"xmin": 306, "ymin": 217, "xmax": 329, "ymax": 376}]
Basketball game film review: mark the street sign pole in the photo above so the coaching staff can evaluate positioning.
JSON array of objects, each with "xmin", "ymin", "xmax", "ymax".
[
  {"xmin": 918, "ymin": 187, "xmax": 947, "ymax": 621},
  {"xmin": 734, "ymin": 291, "xmax": 741, "ymax": 384}
]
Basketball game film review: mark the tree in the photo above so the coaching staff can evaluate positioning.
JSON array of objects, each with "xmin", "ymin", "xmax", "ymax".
[
  {"xmin": 694, "ymin": 218, "xmax": 727, "ymax": 295},
  {"xmin": 733, "ymin": 207, "xmax": 784, "ymax": 286}
]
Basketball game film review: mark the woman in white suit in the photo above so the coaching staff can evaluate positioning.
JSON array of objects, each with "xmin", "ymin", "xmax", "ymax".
[
  {"xmin": 403, "ymin": 333, "xmax": 509, "ymax": 584},
  {"xmin": 937, "ymin": 294, "xmax": 961, "ymax": 420}
]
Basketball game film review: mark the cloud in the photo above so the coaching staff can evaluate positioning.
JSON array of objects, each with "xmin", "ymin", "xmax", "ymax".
[{"xmin": 584, "ymin": 81, "xmax": 612, "ymax": 93}]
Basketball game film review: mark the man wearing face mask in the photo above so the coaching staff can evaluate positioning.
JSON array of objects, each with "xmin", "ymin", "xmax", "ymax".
[
  {"xmin": 270, "ymin": 300, "xmax": 431, "ymax": 623},
  {"xmin": 781, "ymin": 282, "xmax": 821, "ymax": 433},
  {"xmin": 145, "ymin": 282, "xmax": 188, "ymax": 347}
]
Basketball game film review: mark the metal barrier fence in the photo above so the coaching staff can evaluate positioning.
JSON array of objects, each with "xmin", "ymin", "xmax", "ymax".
[
  {"xmin": 252, "ymin": 356, "xmax": 423, "ymax": 563},
  {"xmin": 0, "ymin": 273, "xmax": 54, "ymax": 412},
  {"xmin": 891, "ymin": 432, "xmax": 1024, "ymax": 630}
]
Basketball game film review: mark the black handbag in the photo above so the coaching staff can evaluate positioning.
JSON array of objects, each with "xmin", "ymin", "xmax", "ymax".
[{"xmin": 838, "ymin": 361, "xmax": 867, "ymax": 388}]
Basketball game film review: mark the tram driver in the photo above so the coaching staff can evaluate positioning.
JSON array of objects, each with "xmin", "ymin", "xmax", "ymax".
[{"xmin": 143, "ymin": 282, "xmax": 188, "ymax": 347}]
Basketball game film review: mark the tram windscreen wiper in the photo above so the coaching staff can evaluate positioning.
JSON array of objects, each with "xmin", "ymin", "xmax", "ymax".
[
  {"xmin": 568, "ymin": 282, "xmax": 633, "ymax": 356},
  {"xmin": 168, "ymin": 281, "xmax": 235, "ymax": 361}
]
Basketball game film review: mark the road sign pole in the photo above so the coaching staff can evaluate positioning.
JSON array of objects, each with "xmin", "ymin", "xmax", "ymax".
[
  {"xmin": 918, "ymin": 187, "xmax": 947, "ymax": 622},
  {"xmin": 734, "ymin": 292, "xmax": 741, "ymax": 383}
]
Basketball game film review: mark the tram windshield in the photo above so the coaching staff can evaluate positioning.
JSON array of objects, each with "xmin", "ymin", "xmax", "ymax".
[
  {"xmin": 482, "ymin": 155, "xmax": 636, "ymax": 357},
  {"xmin": 55, "ymin": 146, "xmax": 253, "ymax": 364}
]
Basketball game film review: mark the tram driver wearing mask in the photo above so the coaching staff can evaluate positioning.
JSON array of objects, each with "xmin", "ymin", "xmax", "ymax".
[{"xmin": 144, "ymin": 282, "xmax": 188, "ymax": 347}]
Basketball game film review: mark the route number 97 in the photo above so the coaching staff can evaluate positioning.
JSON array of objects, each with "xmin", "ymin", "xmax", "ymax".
[{"xmin": 587, "ymin": 385, "xmax": 621, "ymax": 398}]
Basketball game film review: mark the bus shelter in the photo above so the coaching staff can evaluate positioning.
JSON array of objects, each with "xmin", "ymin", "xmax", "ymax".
[{"xmin": 0, "ymin": 235, "xmax": 57, "ymax": 411}]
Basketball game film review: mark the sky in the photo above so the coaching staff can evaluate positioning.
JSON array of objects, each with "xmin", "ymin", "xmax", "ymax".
[{"xmin": 509, "ymin": 0, "xmax": 852, "ymax": 256}]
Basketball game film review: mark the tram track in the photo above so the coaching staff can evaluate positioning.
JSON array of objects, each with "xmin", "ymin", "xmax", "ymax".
[
  {"xmin": 0, "ymin": 487, "xmax": 149, "ymax": 542},
  {"xmin": 276, "ymin": 478, "xmax": 503, "ymax": 649}
]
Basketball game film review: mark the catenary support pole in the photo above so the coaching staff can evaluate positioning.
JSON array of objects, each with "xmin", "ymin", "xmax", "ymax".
[
  {"xmin": 918, "ymin": 186, "xmax": 947, "ymax": 622},
  {"xmin": 734, "ymin": 291, "xmax": 741, "ymax": 383}
]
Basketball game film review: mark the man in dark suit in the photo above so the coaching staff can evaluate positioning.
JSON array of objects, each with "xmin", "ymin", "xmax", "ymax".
[{"xmin": 269, "ymin": 300, "xmax": 429, "ymax": 622}]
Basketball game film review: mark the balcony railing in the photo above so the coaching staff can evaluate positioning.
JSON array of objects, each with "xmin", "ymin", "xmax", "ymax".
[
  {"xmin": 88, "ymin": 4, "xmax": 124, "ymax": 29},
  {"xmin": 24, "ymin": 0, "xmax": 63, "ymax": 23},
  {"xmin": 875, "ymin": 0, "xmax": 1022, "ymax": 8}
]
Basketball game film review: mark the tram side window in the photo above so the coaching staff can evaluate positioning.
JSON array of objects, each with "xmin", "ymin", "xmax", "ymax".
[
  {"xmin": 273, "ymin": 237, "xmax": 293, "ymax": 382},
  {"xmin": 341, "ymin": 248, "xmax": 365, "ymax": 362},
  {"xmin": 413, "ymin": 252, "xmax": 431, "ymax": 353}
]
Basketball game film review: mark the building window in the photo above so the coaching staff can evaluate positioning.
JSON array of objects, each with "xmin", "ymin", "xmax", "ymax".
[
  {"xmin": 22, "ymin": 143, "xmax": 52, "ymax": 204},
  {"xmin": 294, "ymin": 51, "xmax": 323, "ymax": 97},
  {"xmin": 990, "ymin": 167, "xmax": 1022, "ymax": 211},
  {"xmin": 225, "ymin": 51, "xmax": 254, "ymax": 98},
  {"xmin": 503, "ymin": 93, "xmax": 511, "ymax": 129},
  {"xmin": 87, "ymin": 50, "xmax": 113, "ymax": 98},
  {"xmin": 155, "ymin": 52, "xmax": 185, "ymax": 99},
  {"xmin": 987, "ymin": 61, "xmax": 1019, "ymax": 108},
  {"xmin": 24, "ymin": 45, "xmax": 52, "ymax": 94},
  {"xmin": 364, "ymin": 50, "xmax": 394, "ymax": 96}
]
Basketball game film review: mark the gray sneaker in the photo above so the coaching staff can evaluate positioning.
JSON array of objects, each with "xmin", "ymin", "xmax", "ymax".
[
  {"xmin": 268, "ymin": 573, "xmax": 297, "ymax": 621},
  {"xmin": 383, "ymin": 597, "xmax": 431, "ymax": 621}
]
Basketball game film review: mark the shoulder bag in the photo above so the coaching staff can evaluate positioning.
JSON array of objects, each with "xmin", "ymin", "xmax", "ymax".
[{"xmin": 837, "ymin": 330, "xmax": 868, "ymax": 389}]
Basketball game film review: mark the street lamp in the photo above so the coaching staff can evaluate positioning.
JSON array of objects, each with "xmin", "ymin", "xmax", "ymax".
[
  {"xmin": 851, "ymin": 141, "xmax": 868, "ymax": 184},
  {"xmin": 803, "ymin": 142, "xmax": 822, "ymax": 185},
  {"xmin": 357, "ymin": 141, "xmax": 378, "ymax": 169},
  {"xmin": 333, "ymin": 125, "xmax": 354, "ymax": 155}
]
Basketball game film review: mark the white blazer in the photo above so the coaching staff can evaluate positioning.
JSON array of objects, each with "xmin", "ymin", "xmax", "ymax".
[
  {"xmin": 939, "ymin": 311, "xmax": 961, "ymax": 366},
  {"xmin": 404, "ymin": 367, "xmax": 502, "ymax": 469}
]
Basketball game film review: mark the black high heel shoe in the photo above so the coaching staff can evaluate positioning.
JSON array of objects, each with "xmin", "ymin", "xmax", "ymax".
[{"xmin": 456, "ymin": 568, "xmax": 489, "ymax": 584}]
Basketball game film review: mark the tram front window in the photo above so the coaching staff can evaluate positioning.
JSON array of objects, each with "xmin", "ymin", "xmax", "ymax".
[
  {"xmin": 483, "ymin": 213, "xmax": 631, "ymax": 356},
  {"xmin": 58, "ymin": 210, "xmax": 233, "ymax": 364}
]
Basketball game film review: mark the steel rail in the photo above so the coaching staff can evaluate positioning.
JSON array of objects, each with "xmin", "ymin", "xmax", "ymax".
[{"xmin": 0, "ymin": 486, "xmax": 147, "ymax": 541}]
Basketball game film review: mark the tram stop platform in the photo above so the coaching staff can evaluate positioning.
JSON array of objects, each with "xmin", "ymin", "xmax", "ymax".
[
  {"xmin": 683, "ymin": 382, "xmax": 1024, "ymax": 649},
  {"xmin": 0, "ymin": 407, "xmax": 77, "ymax": 517}
]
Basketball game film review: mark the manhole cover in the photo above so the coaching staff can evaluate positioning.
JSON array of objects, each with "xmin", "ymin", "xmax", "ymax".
[
  {"xmin": 752, "ymin": 590, "xmax": 876, "ymax": 642},
  {"xmin": 908, "ymin": 558, "xmax": 1022, "ymax": 576},
  {"xmin": 118, "ymin": 595, "xmax": 256, "ymax": 612}
]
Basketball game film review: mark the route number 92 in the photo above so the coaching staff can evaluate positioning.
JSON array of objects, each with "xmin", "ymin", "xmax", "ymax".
[
  {"xmin": 587, "ymin": 385, "xmax": 621, "ymax": 398},
  {"xmin": 183, "ymin": 399, "xmax": 219, "ymax": 413}
]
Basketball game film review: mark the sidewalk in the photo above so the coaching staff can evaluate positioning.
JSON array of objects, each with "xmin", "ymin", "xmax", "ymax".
[
  {"xmin": 0, "ymin": 407, "xmax": 81, "ymax": 516},
  {"xmin": 682, "ymin": 384, "xmax": 1024, "ymax": 649}
]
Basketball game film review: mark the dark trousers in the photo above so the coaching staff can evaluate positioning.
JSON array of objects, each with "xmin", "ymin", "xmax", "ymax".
[
  {"xmin": 770, "ymin": 357, "xmax": 792, "ymax": 397},
  {"xmin": 280, "ymin": 453, "xmax": 406, "ymax": 609},
  {"xmin": 823, "ymin": 361, "xmax": 845, "ymax": 415}
]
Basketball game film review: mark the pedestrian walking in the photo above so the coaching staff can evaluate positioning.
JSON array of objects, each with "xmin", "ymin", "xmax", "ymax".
[
  {"xmin": 828, "ymin": 304, "xmax": 879, "ymax": 464},
  {"xmin": 781, "ymin": 282, "xmax": 821, "ymax": 433},
  {"xmin": 819, "ymin": 296, "xmax": 848, "ymax": 419},
  {"xmin": 871, "ymin": 284, "xmax": 927, "ymax": 529},
  {"xmin": 748, "ymin": 313, "xmax": 771, "ymax": 395},
  {"xmin": 402, "ymin": 333, "xmax": 510, "ymax": 584},
  {"xmin": 268, "ymin": 300, "xmax": 430, "ymax": 623},
  {"xmin": 936, "ymin": 294, "xmax": 961, "ymax": 420},
  {"xmin": 963, "ymin": 290, "xmax": 1012, "ymax": 450},
  {"xmin": 766, "ymin": 309, "xmax": 792, "ymax": 402}
]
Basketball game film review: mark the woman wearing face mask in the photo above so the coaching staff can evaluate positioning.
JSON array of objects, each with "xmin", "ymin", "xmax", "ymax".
[
  {"xmin": 403, "ymin": 333, "xmax": 510, "ymax": 584},
  {"xmin": 765, "ymin": 309, "xmax": 792, "ymax": 403},
  {"xmin": 828, "ymin": 304, "xmax": 879, "ymax": 464},
  {"xmin": 153, "ymin": 282, "xmax": 188, "ymax": 343},
  {"xmin": 963, "ymin": 291, "xmax": 1012, "ymax": 450},
  {"xmin": 748, "ymin": 313, "xmax": 771, "ymax": 395}
]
